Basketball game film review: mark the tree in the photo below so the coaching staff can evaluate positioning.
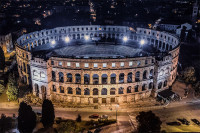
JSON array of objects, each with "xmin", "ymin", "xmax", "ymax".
[
  {"xmin": 41, "ymin": 99, "xmax": 55, "ymax": 128},
  {"xmin": 18, "ymin": 102, "xmax": 36, "ymax": 133},
  {"xmin": 136, "ymin": 111, "xmax": 162, "ymax": 133},
  {"xmin": 0, "ymin": 46, "xmax": 5, "ymax": 73},
  {"xmin": 0, "ymin": 114, "xmax": 13, "ymax": 132},
  {"xmin": 6, "ymin": 73, "xmax": 18, "ymax": 101},
  {"xmin": 76, "ymin": 114, "xmax": 82, "ymax": 122},
  {"xmin": 0, "ymin": 84, "xmax": 5, "ymax": 94},
  {"xmin": 182, "ymin": 67, "xmax": 196, "ymax": 84}
]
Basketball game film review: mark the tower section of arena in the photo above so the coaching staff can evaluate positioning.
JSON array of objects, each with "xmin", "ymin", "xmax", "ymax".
[{"xmin": 15, "ymin": 25, "xmax": 180, "ymax": 104}]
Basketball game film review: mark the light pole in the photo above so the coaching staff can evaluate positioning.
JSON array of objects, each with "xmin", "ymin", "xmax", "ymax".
[
  {"xmin": 140, "ymin": 39, "xmax": 145, "ymax": 48},
  {"xmin": 116, "ymin": 104, "xmax": 119, "ymax": 121}
]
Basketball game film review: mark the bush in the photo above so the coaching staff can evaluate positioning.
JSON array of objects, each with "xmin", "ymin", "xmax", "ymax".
[{"xmin": 0, "ymin": 84, "xmax": 5, "ymax": 94}]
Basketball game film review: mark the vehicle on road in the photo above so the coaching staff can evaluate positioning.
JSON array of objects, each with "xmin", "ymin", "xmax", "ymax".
[
  {"xmin": 177, "ymin": 118, "xmax": 190, "ymax": 125},
  {"xmin": 166, "ymin": 121, "xmax": 181, "ymax": 126},
  {"xmin": 89, "ymin": 114, "xmax": 99, "ymax": 119},
  {"xmin": 191, "ymin": 119, "xmax": 200, "ymax": 126}
]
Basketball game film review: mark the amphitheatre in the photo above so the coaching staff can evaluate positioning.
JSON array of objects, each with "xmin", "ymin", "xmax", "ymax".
[{"xmin": 15, "ymin": 25, "xmax": 180, "ymax": 104}]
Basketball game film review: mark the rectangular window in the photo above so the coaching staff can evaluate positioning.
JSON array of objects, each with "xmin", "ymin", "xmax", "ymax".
[
  {"xmin": 112, "ymin": 63, "xmax": 116, "ymax": 67},
  {"xmin": 120, "ymin": 62, "xmax": 124, "ymax": 67},
  {"xmin": 129, "ymin": 61, "xmax": 133, "ymax": 66},
  {"xmin": 94, "ymin": 63, "xmax": 98, "ymax": 68},
  {"xmin": 76, "ymin": 63, "xmax": 80, "ymax": 67},
  {"xmin": 51, "ymin": 61, "xmax": 54, "ymax": 65},
  {"xmin": 58, "ymin": 61, "xmax": 62, "ymax": 66},
  {"xmin": 67, "ymin": 62, "xmax": 71, "ymax": 67},
  {"xmin": 103, "ymin": 63, "xmax": 107, "ymax": 68},
  {"xmin": 85, "ymin": 63, "xmax": 89, "ymax": 68}
]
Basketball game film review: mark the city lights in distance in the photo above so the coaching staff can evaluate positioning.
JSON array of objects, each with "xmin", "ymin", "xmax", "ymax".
[
  {"xmin": 123, "ymin": 36, "xmax": 128, "ymax": 42},
  {"xmin": 65, "ymin": 36, "xmax": 70, "ymax": 43},
  {"xmin": 140, "ymin": 39, "xmax": 145, "ymax": 45},
  {"xmin": 84, "ymin": 35, "xmax": 90, "ymax": 41}
]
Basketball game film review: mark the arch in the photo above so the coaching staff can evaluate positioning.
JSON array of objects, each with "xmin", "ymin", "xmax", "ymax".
[
  {"xmin": 67, "ymin": 87, "xmax": 73, "ymax": 94},
  {"xmin": 164, "ymin": 80, "xmax": 167, "ymax": 87},
  {"xmin": 84, "ymin": 88, "xmax": 90, "ymax": 95},
  {"xmin": 118, "ymin": 87, "xmax": 124, "ymax": 94},
  {"xmin": 76, "ymin": 87, "xmax": 81, "ymax": 95},
  {"xmin": 67, "ymin": 73, "xmax": 72, "ymax": 82},
  {"xmin": 149, "ymin": 82, "xmax": 153, "ymax": 89},
  {"xmin": 158, "ymin": 82, "xmax": 162, "ymax": 89},
  {"xmin": 84, "ymin": 74, "xmax": 90, "ymax": 84},
  {"xmin": 149, "ymin": 69, "xmax": 153, "ymax": 79},
  {"xmin": 110, "ymin": 73, "xmax": 116, "ymax": 84},
  {"xmin": 142, "ymin": 84, "xmax": 147, "ymax": 91},
  {"xmin": 93, "ymin": 74, "xmax": 99, "ymax": 84},
  {"xmin": 127, "ymin": 86, "xmax": 132, "ymax": 93},
  {"xmin": 102, "ymin": 74, "xmax": 108, "ymax": 84},
  {"xmin": 101, "ymin": 88, "xmax": 107, "ymax": 95},
  {"xmin": 59, "ymin": 72, "xmax": 64, "ymax": 82},
  {"xmin": 52, "ymin": 85, "xmax": 56, "ymax": 92},
  {"xmin": 143, "ymin": 70, "xmax": 147, "ymax": 80},
  {"xmin": 60, "ymin": 86, "xmax": 64, "ymax": 93},
  {"xmin": 127, "ymin": 72, "xmax": 132, "ymax": 83},
  {"xmin": 119, "ymin": 73, "xmax": 124, "ymax": 83},
  {"xmin": 75, "ymin": 73, "xmax": 81, "ymax": 83},
  {"xmin": 110, "ymin": 88, "xmax": 116, "ymax": 95},
  {"xmin": 135, "ymin": 85, "xmax": 139, "ymax": 92},
  {"xmin": 41, "ymin": 86, "xmax": 46, "ymax": 99},
  {"xmin": 35, "ymin": 84, "xmax": 39, "ymax": 97},
  {"xmin": 135, "ymin": 71, "xmax": 140, "ymax": 82},
  {"xmin": 93, "ymin": 88, "xmax": 98, "ymax": 95}
]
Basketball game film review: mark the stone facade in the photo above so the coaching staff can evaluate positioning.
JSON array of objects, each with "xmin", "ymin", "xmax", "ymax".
[{"xmin": 15, "ymin": 25, "xmax": 180, "ymax": 104}]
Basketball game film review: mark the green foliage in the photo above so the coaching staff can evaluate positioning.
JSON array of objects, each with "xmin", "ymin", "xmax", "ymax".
[
  {"xmin": 18, "ymin": 102, "xmax": 36, "ymax": 133},
  {"xmin": 41, "ymin": 99, "xmax": 55, "ymax": 128},
  {"xmin": 6, "ymin": 73, "xmax": 18, "ymax": 101},
  {"xmin": 0, "ymin": 84, "xmax": 5, "ymax": 94},
  {"xmin": 0, "ymin": 47, "xmax": 5, "ymax": 73},
  {"xmin": 57, "ymin": 120, "xmax": 77, "ymax": 133},
  {"xmin": 0, "ymin": 114, "xmax": 14, "ymax": 132},
  {"xmin": 136, "ymin": 111, "xmax": 162, "ymax": 133},
  {"xmin": 182, "ymin": 67, "xmax": 196, "ymax": 84}
]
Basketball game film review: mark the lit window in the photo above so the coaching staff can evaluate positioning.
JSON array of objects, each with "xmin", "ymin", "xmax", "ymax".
[
  {"xmin": 112, "ymin": 63, "xmax": 116, "ymax": 67},
  {"xmin": 59, "ymin": 61, "xmax": 62, "ymax": 66},
  {"xmin": 129, "ymin": 61, "xmax": 133, "ymax": 66},
  {"xmin": 76, "ymin": 63, "xmax": 80, "ymax": 67},
  {"xmin": 120, "ymin": 62, "xmax": 124, "ymax": 67},
  {"xmin": 103, "ymin": 63, "xmax": 107, "ymax": 68},
  {"xmin": 85, "ymin": 63, "xmax": 89, "ymax": 68},
  {"xmin": 94, "ymin": 63, "xmax": 98, "ymax": 68},
  {"xmin": 67, "ymin": 62, "xmax": 71, "ymax": 67}
]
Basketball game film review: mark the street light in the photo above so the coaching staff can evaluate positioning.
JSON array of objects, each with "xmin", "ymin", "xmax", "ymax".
[
  {"xmin": 64, "ymin": 36, "xmax": 70, "ymax": 43},
  {"xmin": 140, "ymin": 39, "xmax": 145, "ymax": 45},
  {"xmin": 84, "ymin": 35, "xmax": 90, "ymax": 41},
  {"xmin": 51, "ymin": 40, "xmax": 56, "ymax": 45},
  {"xmin": 116, "ymin": 104, "xmax": 119, "ymax": 121},
  {"xmin": 123, "ymin": 36, "xmax": 128, "ymax": 43}
]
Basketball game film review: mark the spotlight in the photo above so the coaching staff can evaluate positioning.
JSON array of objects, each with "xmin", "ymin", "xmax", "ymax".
[
  {"xmin": 84, "ymin": 35, "xmax": 90, "ymax": 41},
  {"xmin": 140, "ymin": 39, "xmax": 145, "ymax": 45},
  {"xmin": 65, "ymin": 36, "xmax": 70, "ymax": 43},
  {"xmin": 51, "ymin": 40, "xmax": 56, "ymax": 45},
  {"xmin": 123, "ymin": 36, "xmax": 128, "ymax": 42}
]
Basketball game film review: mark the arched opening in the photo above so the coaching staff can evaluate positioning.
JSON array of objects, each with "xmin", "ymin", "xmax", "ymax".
[
  {"xmin": 93, "ymin": 74, "xmax": 99, "ymax": 84},
  {"xmin": 52, "ymin": 85, "xmax": 56, "ymax": 92},
  {"xmin": 60, "ymin": 86, "xmax": 64, "ymax": 93},
  {"xmin": 135, "ymin": 85, "xmax": 139, "ymax": 92},
  {"xmin": 149, "ymin": 82, "xmax": 153, "ymax": 89},
  {"xmin": 127, "ymin": 72, "xmax": 132, "ymax": 83},
  {"xmin": 67, "ymin": 87, "xmax": 73, "ymax": 94},
  {"xmin": 76, "ymin": 88, "xmax": 81, "ymax": 95},
  {"xmin": 102, "ymin": 74, "xmax": 107, "ymax": 84},
  {"xmin": 101, "ymin": 88, "xmax": 107, "ymax": 95},
  {"xmin": 67, "ymin": 73, "xmax": 72, "ymax": 82},
  {"xmin": 118, "ymin": 87, "xmax": 124, "ymax": 94},
  {"xmin": 164, "ymin": 80, "xmax": 167, "ymax": 87},
  {"xmin": 166, "ymin": 44, "xmax": 169, "ymax": 50},
  {"xmin": 35, "ymin": 84, "xmax": 39, "ymax": 96},
  {"xmin": 111, "ymin": 73, "xmax": 116, "ymax": 84},
  {"xmin": 142, "ymin": 84, "xmax": 146, "ymax": 91},
  {"xmin": 127, "ymin": 86, "xmax": 132, "ymax": 93},
  {"xmin": 93, "ymin": 88, "xmax": 98, "ymax": 95},
  {"xmin": 110, "ymin": 88, "xmax": 116, "ymax": 95},
  {"xmin": 135, "ymin": 71, "xmax": 140, "ymax": 82},
  {"xmin": 149, "ymin": 69, "xmax": 153, "ymax": 79},
  {"xmin": 119, "ymin": 73, "xmax": 124, "ymax": 83},
  {"xmin": 158, "ymin": 82, "xmax": 162, "ymax": 89},
  {"xmin": 75, "ymin": 74, "xmax": 81, "ymax": 83},
  {"xmin": 59, "ymin": 72, "xmax": 64, "ymax": 82},
  {"xmin": 41, "ymin": 86, "xmax": 46, "ymax": 99},
  {"xmin": 84, "ymin": 74, "xmax": 90, "ymax": 84},
  {"xmin": 143, "ymin": 70, "xmax": 147, "ymax": 80},
  {"xmin": 84, "ymin": 88, "xmax": 90, "ymax": 95}
]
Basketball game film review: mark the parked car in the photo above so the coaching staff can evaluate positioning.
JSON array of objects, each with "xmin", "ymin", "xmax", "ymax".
[
  {"xmin": 89, "ymin": 114, "xmax": 99, "ymax": 119},
  {"xmin": 191, "ymin": 119, "xmax": 200, "ymax": 125},
  {"xmin": 166, "ymin": 121, "xmax": 181, "ymax": 126},
  {"xmin": 177, "ymin": 118, "xmax": 190, "ymax": 125}
]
